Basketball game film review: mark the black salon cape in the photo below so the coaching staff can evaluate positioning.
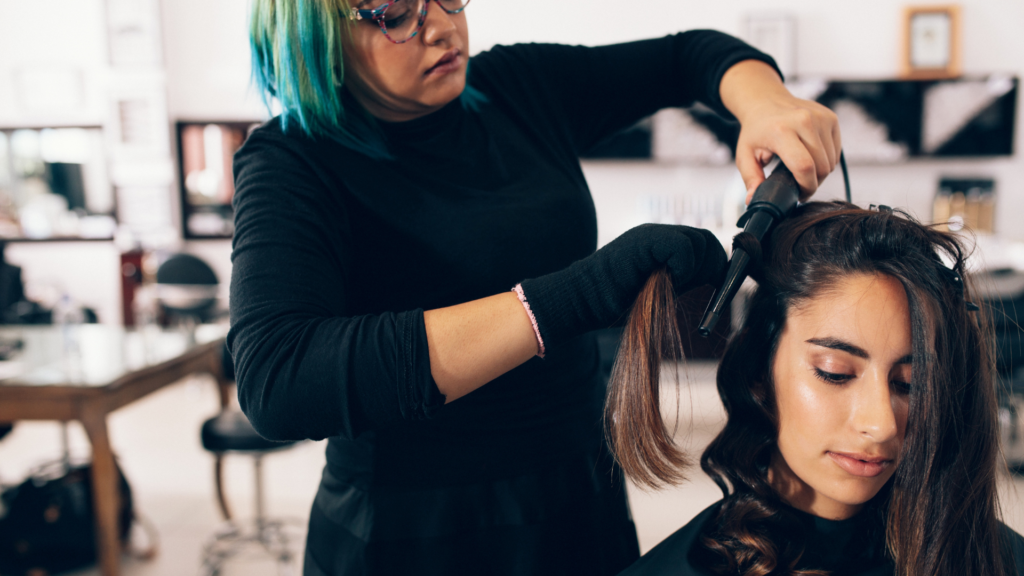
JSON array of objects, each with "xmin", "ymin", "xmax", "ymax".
[
  {"xmin": 230, "ymin": 32, "xmax": 777, "ymax": 576},
  {"xmin": 618, "ymin": 500, "xmax": 1024, "ymax": 575}
]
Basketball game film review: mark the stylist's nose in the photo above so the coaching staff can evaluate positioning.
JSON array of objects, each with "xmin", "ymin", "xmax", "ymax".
[
  {"xmin": 422, "ymin": 1, "xmax": 457, "ymax": 46},
  {"xmin": 851, "ymin": 371, "xmax": 899, "ymax": 444}
]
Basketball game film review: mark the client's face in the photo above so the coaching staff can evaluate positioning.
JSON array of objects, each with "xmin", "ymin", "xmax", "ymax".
[{"xmin": 769, "ymin": 272, "xmax": 911, "ymax": 520}]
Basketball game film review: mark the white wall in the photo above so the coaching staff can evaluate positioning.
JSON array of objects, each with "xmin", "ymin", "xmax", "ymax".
[
  {"xmin": 472, "ymin": 0, "xmax": 1024, "ymax": 78},
  {"xmin": 0, "ymin": 0, "xmax": 107, "ymax": 127},
  {"xmin": 160, "ymin": 0, "xmax": 266, "ymax": 121}
]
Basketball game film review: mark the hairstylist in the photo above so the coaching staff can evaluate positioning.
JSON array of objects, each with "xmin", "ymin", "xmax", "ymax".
[{"xmin": 230, "ymin": 1, "xmax": 841, "ymax": 574}]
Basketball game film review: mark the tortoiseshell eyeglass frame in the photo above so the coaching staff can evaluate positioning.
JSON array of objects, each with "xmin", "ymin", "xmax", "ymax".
[{"xmin": 341, "ymin": 0, "xmax": 470, "ymax": 45}]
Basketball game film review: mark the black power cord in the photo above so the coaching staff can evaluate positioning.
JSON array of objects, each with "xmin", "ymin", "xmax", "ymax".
[{"xmin": 840, "ymin": 150, "xmax": 851, "ymax": 203}]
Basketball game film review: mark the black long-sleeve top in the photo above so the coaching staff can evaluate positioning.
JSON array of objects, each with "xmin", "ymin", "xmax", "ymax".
[
  {"xmin": 229, "ymin": 32, "xmax": 778, "ymax": 486},
  {"xmin": 618, "ymin": 500, "xmax": 1024, "ymax": 575}
]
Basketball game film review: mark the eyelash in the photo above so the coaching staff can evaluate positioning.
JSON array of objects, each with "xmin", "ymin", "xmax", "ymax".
[
  {"xmin": 813, "ymin": 368, "xmax": 913, "ymax": 394},
  {"xmin": 813, "ymin": 368, "xmax": 853, "ymax": 384}
]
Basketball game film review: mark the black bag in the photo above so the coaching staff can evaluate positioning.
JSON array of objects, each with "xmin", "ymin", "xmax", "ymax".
[{"xmin": 0, "ymin": 461, "xmax": 133, "ymax": 575}]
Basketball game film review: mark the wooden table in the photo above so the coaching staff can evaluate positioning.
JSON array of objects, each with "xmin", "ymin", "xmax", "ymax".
[{"xmin": 0, "ymin": 325, "xmax": 233, "ymax": 576}]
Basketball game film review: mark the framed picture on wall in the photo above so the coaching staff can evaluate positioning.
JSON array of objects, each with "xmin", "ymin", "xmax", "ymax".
[
  {"xmin": 175, "ymin": 121, "xmax": 260, "ymax": 239},
  {"xmin": 902, "ymin": 5, "xmax": 961, "ymax": 80}
]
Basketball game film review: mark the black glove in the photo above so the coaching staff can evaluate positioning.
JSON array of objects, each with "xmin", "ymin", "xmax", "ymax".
[{"xmin": 520, "ymin": 224, "xmax": 726, "ymax": 348}]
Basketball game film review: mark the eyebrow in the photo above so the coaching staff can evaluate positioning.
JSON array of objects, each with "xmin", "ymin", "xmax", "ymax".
[{"xmin": 805, "ymin": 337, "xmax": 913, "ymax": 364}]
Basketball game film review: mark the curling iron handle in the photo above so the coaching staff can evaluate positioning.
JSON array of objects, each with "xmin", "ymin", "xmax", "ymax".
[
  {"xmin": 697, "ymin": 162, "xmax": 801, "ymax": 337},
  {"xmin": 737, "ymin": 163, "xmax": 799, "ymax": 227}
]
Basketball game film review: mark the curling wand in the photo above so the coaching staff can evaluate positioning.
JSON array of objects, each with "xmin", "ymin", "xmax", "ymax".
[{"xmin": 697, "ymin": 162, "xmax": 801, "ymax": 337}]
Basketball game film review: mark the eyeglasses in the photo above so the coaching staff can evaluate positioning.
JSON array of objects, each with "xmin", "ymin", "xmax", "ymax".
[{"xmin": 343, "ymin": 0, "xmax": 471, "ymax": 45}]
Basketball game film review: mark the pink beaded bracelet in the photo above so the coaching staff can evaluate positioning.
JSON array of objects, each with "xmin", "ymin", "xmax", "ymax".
[{"xmin": 512, "ymin": 283, "xmax": 545, "ymax": 358}]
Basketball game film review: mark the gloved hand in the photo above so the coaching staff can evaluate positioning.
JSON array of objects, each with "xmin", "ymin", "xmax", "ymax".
[{"xmin": 520, "ymin": 224, "xmax": 727, "ymax": 348}]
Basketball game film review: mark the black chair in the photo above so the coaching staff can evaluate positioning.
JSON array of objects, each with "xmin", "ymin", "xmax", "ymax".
[
  {"xmin": 199, "ymin": 345, "xmax": 304, "ymax": 576},
  {"xmin": 155, "ymin": 254, "xmax": 221, "ymax": 343}
]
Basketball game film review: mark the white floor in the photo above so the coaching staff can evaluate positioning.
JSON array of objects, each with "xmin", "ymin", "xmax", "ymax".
[{"xmin": 1, "ymin": 361, "xmax": 1023, "ymax": 575}]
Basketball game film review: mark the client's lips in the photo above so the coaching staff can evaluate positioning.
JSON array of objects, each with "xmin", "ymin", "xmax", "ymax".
[
  {"xmin": 426, "ymin": 48, "xmax": 461, "ymax": 75},
  {"xmin": 827, "ymin": 451, "xmax": 894, "ymax": 478}
]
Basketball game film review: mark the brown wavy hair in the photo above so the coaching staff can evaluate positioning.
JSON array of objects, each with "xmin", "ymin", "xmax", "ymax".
[
  {"xmin": 606, "ymin": 201, "xmax": 1010, "ymax": 576},
  {"xmin": 604, "ymin": 270, "xmax": 690, "ymax": 489}
]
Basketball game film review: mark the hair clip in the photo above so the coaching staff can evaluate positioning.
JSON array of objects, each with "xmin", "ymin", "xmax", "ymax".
[
  {"xmin": 868, "ymin": 204, "xmax": 893, "ymax": 213},
  {"xmin": 948, "ymin": 269, "xmax": 980, "ymax": 312}
]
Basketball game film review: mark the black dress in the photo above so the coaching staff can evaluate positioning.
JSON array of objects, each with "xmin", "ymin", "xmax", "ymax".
[
  {"xmin": 618, "ymin": 500, "xmax": 1024, "ymax": 575},
  {"xmin": 229, "ymin": 32, "xmax": 778, "ymax": 576}
]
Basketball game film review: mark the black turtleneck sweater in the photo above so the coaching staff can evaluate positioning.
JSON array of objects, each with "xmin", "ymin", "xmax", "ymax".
[
  {"xmin": 618, "ymin": 499, "xmax": 1024, "ymax": 575},
  {"xmin": 229, "ymin": 31, "xmax": 778, "ymax": 477}
]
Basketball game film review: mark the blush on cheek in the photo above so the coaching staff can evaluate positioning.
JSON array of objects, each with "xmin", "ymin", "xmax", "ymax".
[{"xmin": 786, "ymin": 378, "xmax": 835, "ymax": 437}]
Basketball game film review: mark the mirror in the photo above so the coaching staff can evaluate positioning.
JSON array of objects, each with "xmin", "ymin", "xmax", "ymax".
[
  {"xmin": 0, "ymin": 127, "xmax": 116, "ymax": 240},
  {"xmin": 176, "ymin": 121, "xmax": 260, "ymax": 239}
]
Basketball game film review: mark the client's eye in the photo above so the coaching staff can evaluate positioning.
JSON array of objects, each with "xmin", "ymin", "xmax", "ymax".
[
  {"xmin": 813, "ymin": 367, "xmax": 854, "ymax": 385},
  {"xmin": 891, "ymin": 380, "xmax": 913, "ymax": 395}
]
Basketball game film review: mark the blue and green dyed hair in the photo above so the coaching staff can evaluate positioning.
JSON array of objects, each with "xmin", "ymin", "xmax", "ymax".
[
  {"xmin": 249, "ymin": 0, "xmax": 485, "ymax": 159},
  {"xmin": 250, "ymin": 0, "xmax": 350, "ymax": 137}
]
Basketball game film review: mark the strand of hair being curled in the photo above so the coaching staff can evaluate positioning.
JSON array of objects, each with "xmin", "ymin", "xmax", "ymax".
[{"xmin": 604, "ymin": 268, "xmax": 690, "ymax": 489}]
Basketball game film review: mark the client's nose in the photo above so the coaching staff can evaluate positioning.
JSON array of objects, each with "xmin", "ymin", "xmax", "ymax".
[{"xmin": 851, "ymin": 371, "xmax": 899, "ymax": 443}]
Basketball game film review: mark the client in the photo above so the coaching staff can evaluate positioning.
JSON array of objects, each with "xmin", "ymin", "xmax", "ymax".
[{"xmin": 611, "ymin": 202, "xmax": 1024, "ymax": 576}]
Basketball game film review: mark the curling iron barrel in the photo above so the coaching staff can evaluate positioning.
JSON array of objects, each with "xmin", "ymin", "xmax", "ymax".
[{"xmin": 698, "ymin": 163, "xmax": 801, "ymax": 337}]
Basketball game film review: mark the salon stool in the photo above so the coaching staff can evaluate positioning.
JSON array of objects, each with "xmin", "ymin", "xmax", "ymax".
[{"xmin": 199, "ymin": 410, "xmax": 305, "ymax": 576}]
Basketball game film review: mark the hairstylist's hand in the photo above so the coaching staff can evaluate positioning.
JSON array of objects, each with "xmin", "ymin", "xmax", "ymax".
[
  {"xmin": 720, "ymin": 60, "xmax": 842, "ymax": 203},
  {"xmin": 520, "ymin": 224, "xmax": 726, "ymax": 348}
]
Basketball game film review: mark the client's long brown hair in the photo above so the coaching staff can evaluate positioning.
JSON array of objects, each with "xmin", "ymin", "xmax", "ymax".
[{"xmin": 606, "ymin": 202, "xmax": 1009, "ymax": 576}]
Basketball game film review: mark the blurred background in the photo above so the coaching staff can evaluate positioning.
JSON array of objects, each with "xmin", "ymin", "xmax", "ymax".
[{"xmin": 0, "ymin": 1, "xmax": 1023, "ymax": 575}]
